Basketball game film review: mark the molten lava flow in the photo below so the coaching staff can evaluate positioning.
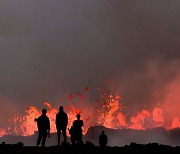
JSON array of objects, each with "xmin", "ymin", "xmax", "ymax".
[
  {"xmin": 129, "ymin": 110, "xmax": 151, "ymax": 130},
  {"xmin": 98, "ymin": 94, "xmax": 127, "ymax": 129},
  {"xmin": 171, "ymin": 117, "xmax": 180, "ymax": 129},
  {"xmin": 0, "ymin": 82, "xmax": 180, "ymax": 137},
  {"xmin": 0, "ymin": 129, "xmax": 6, "ymax": 137},
  {"xmin": 0, "ymin": 101, "xmax": 95, "ymax": 136}
]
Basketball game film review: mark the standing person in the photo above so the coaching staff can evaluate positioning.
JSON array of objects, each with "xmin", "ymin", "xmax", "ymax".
[
  {"xmin": 56, "ymin": 106, "xmax": 68, "ymax": 146},
  {"xmin": 99, "ymin": 130, "xmax": 108, "ymax": 147},
  {"xmin": 34, "ymin": 109, "xmax": 50, "ymax": 147},
  {"xmin": 73, "ymin": 114, "xmax": 83, "ymax": 144}
]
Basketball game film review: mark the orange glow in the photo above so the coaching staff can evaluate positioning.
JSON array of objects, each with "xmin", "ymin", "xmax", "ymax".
[
  {"xmin": 0, "ymin": 82, "xmax": 179, "ymax": 137},
  {"xmin": 130, "ymin": 110, "xmax": 151, "ymax": 130},
  {"xmin": 0, "ymin": 129, "xmax": 6, "ymax": 137},
  {"xmin": 152, "ymin": 108, "xmax": 164, "ymax": 126},
  {"xmin": 68, "ymin": 94, "xmax": 73, "ymax": 99},
  {"xmin": 171, "ymin": 117, "xmax": 180, "ymax": 129}
]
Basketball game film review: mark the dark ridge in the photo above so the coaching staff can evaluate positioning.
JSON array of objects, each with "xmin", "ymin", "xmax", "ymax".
[
  {"xmin": 0, "ymin": 126, "xmax": 180, "ymax": 146},
  {"xmin": 0, "ymin": 142, "xmax": 179, "ymax": 154}
]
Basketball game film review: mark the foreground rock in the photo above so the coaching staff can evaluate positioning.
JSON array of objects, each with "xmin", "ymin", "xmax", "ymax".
[
  {"xmin": 0, "ymin": 126, "xmax": 180, "ymax": 146},
  {"xmin": 0, "ymin": 142, "xmax": 179, "ymax": 154}
]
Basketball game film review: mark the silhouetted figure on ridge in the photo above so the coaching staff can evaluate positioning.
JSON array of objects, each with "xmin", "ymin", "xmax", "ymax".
[
  {"xmin": 56, "ymin": 106, "xmax": 68, "ymax": 146},
  {"xmin": 34, "ymin": 109, "xmax": 50, "ymax": 146},
  {"xmin": 73, "ymin": 114, "xmax": 84, "ymax": 144},
  {"xmin": 99, "ymin": 130, "xmax": 108, "ymax": 147}
]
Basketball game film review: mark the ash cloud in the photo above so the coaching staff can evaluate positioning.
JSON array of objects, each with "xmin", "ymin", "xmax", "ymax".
[{"xmin": 0, "ymin": 1, "xmax": 180, "ymax": 121}]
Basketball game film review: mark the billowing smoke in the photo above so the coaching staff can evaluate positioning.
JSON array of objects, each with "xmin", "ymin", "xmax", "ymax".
[{"xmin": 0, "ymin": 0, "xmax": 180, "ymax": 145}]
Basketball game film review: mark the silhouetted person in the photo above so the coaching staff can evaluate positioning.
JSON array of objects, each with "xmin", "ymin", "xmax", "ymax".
[
  {"xmin": 99, "ymin": 130, "xmax": 108, "ymax": 147},
  {"xmin": 56, "ymin": 106, "xmax": 68, "ymax": 146},
  {"xmin": 68, "ymin": 125, "xmax": 76, "ymax": 145},
  {"xmin": 34, "ymin": 109, "xmax": 50, "ymax": 146},
  {"xmin": 73, "ymin": 114, "xmax": 84, "ymax": 144}
]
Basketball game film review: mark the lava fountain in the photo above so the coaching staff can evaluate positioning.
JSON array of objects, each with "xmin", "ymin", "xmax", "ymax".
[{"xmin": 0, "ymin": 81, "xmax": 180, "ymax": 137}]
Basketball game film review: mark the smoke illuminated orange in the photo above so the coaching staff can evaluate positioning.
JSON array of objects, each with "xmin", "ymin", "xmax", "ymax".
[{"xmin": 0, "ymin": 81, "xmax": 179, "ymax": 137}]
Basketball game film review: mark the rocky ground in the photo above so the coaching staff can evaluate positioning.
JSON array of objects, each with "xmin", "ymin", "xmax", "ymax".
[
  {"xmin": 1, "ymin": 126, "xmax": 180, "ymax": 146},
  {"xmin": 0, "ymin": 142, "xmax": 179, "ymax": 154}
]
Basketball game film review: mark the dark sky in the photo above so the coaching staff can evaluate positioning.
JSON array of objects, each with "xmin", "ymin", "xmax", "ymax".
[{"xmin": 0, "ymin": 0, "xmax": 180, "ymax": 118}]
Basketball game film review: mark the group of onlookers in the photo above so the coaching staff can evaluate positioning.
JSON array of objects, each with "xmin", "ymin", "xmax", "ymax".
[{"xmin": 34, "ymin": 106, "xmax": 108, "ymax": 147}]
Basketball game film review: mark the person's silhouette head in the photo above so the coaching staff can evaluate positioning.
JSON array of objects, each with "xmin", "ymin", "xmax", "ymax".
[
  {"xmin": 76, "ymin": 114, "xmax": 81, "ymax": 120},
  {"xmin": 102, "ymin": 130, "xmax": 105, "ymax": 135},
  {"xmin": 42, "ymin": 109, "xmax": 47, "ymax": 115},
  {"xmin": 59, "ymin": 106, "xmax": 64, "ymax": 112}
]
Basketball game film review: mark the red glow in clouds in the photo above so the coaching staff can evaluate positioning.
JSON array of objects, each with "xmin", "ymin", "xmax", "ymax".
[{"xmin": 0, "ymin": 82, "xmax": 180, "ymax": 137}]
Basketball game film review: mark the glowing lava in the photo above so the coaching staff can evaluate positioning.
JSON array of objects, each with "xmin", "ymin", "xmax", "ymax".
[{"xmin": 0, "ymin": 82, "xmax": 179, "ymax": 137}]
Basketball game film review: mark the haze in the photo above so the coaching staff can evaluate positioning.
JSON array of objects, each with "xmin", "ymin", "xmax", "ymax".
[{"xmin": 0, "ymin": 0, "xmax": 180, "ymax": 126}]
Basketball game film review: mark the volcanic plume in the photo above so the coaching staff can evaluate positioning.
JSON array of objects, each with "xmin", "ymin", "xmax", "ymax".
[
  {"xmin": 0, "ymin": 0, "xmax": 180, "ymax": 146},
  {"xmin": 0, "ymin": 81, "xmax": 179, "ymax": 138}
]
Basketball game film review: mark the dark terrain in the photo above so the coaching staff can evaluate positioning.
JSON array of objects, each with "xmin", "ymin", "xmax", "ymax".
[
  {"xmin": 0, "ymin": 142, "xmax": 179, "ymax": 154},
  {"xmin": 0, "ymin": 126, "xmax": 179, "ymax": 146},
  {"xmin": 0, "ymin": 126, "xmax": 180, "ymax": 153}
]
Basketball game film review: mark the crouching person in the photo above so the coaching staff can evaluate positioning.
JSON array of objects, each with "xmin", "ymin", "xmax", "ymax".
[{"xmin": 68, "ymin": 126, "xmax": 76, "ymax": 145}]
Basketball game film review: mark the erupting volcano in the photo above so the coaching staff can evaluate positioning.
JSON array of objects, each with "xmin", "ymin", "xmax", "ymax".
[{"xmin": 0, "ymin": 81, "xmax": 179, "ymax": 138}]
